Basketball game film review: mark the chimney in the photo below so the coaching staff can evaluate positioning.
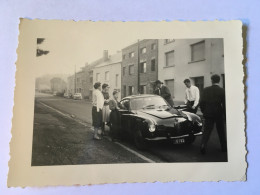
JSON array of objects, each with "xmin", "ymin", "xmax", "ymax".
[{"xmin": 103, "ymin": 50, "xmax": 109, "ymax": 61}]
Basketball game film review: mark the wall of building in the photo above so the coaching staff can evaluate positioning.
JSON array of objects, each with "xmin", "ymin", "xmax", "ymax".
[
  {"xmin": 67, "ymin": 75, "xmax": 74, "ymax": 95},
  {"xmin": 93, "ymin": 62, "xmax": 122, "ymax": 99},
  {"xmin": 121, "ymin": 39, "xmax": 158, "ymax": 97},
  {"xmin": 50, "ymin": 77, "xmax": 67, "ymax": 93},
  {"xmin": 158, "ymin": 38, "xmax": 224, "ymax": 103},
  {"xmin": 121, "ymin": 43, "xmax": 139, "ymax": 97},
  {"xmin": 139, "ymin": 39, "xmax": 158, "ymax": 94}
]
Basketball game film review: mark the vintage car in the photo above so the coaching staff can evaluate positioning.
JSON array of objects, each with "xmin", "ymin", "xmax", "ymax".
[
  {"xmin": 115, "ymin": 94, "xmax": 203, "ymax": 149},
  {"xmin": 73, "ymin": 93, "xmax": 83, "ymax": 100}
]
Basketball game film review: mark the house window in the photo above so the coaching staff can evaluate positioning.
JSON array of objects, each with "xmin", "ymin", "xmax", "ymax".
[
  {"xmin": 123, "ymin": 85, "xmax": 126, "ymax": 97},
  {"xmin": 115, "ymin": 74, "xmax": 119, "ymax": 87},
  {"xmin": 140, "ymin": 62, "xmax": 147, "ymax": 73},
  {"xmin": 191, "ymin": 76, "xmax": 204, "ymax": 94},
  {"xmin": 191, "ymin": 41, "xmax": 205, "ymax": 62},
  {"xmin": 90, "ymin": 77, "xmax": 93, "ymax": 83},
  {"xmin": 141, "ymin": 47, "xmax": 146, "ymax": 54},
  {"xmin": 151, "ymin": 59, "xmax": 156, "ymax": 71},
  {"xmin": 129, "ymin": 52, "xmax": 135, "ymax": 58},
  {"xmin": 123, "ymin": 67, "xmax": 126, "ymax": 76},
  {"xmin": 105, "ymin": 71, "xmax": 109, "ymax": 81},
  {"xmin": 129, "ymin": 65, "xmax": 134, "ymax": 75},
  {"xmin": 164, "ymin": 39, "xmax": 175, "ymax": 44},
  {"xmin": 96, "ymin": 73, "xmax": 100, "ymax": 81},
  {"xmin": 140, "ymin": 85, "xmax": 147, "ymax": 94},
  {"xmin": 165, "ymin": 50, "xmax": 174, "ymax": 67},
  {"xmin": 77, "ymin": 78, "xmax": 80, "ymax": 83},
  {"xmin": 128, "ymin": 86, "xmax": 134, "ymax": 95},
  {"xmin": 123, "ymin": 54, "xmax": 126, "ymax": 59},
  {"xmin": 151, "ymin": 43, "xmax": 156, "ymax": 50}
]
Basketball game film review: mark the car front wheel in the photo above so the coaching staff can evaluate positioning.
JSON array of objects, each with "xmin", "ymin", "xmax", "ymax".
[{"xmin": 133, "ymin": 129, "xmax": 147, "ymax": 150}]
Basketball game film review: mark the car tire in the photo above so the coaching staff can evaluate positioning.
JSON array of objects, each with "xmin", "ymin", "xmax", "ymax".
[
  {"xmin": 133, "ymin": 129, "xmax": 147, "ymax": 150},
  {"xmin": 184, "ymin": 135, "xmax": 196, "ymax": 144}
]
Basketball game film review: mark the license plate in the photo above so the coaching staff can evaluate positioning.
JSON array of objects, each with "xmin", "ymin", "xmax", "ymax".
[{"xmin": 173, "ymin": 138, "xmax": 185, "ymax": 144}]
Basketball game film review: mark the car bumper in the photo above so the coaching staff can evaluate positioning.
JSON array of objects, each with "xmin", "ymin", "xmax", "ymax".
[{"xmin": 144, "ymin": 132, "xmax": 202, "ymax": 141}]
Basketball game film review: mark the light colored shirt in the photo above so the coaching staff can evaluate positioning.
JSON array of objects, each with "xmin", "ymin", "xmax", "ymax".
[
  {"xmin": 184, "ymin": 85, "xmax": 200, "ymax": 107},
  {"xmin": 92, "ymin": 89, "xmax": 104, "ymax": 112}
]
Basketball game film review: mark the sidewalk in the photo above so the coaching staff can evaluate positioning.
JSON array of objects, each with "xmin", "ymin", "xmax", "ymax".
[{"xmin": 31, "ymin": 101, "xmax": 148, "ymax": 166}]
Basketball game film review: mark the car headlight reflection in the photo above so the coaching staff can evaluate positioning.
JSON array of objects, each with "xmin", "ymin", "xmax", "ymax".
[{"xmin": 149, "ymin": 124, "xmax": 156, "ymax": 132}]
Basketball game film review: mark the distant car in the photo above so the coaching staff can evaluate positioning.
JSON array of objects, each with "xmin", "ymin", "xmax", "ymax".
[
  {"xmin": 112, "ymin": 94, "xmax": 203, "ymax": 150},
  {"xmin": 53, "ymin": 91, "xmax": 57, "ymax": 96},
  {"xmin": 64, "ymin": 93, "xmax": 69, "ymax": 98},
  {"xmin": 73, "ymin": 93, "xmax": 83, "ymax": 100}
]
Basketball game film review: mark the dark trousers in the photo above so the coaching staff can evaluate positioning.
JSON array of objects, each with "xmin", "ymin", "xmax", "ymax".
[
  {"xmin": 92, "ymin": 106, "xmax": 102, "ymax": 128},
  {"xmin": 186, "ymin": 101, "xmax": 198, "ymax": 114},
  {"xmin": 110, "ymin": 110, "xmax": 121, "ymax": 139},
  {"xmin": 201, "ymin": 116, "xmax": 227, "ymax": 150}
]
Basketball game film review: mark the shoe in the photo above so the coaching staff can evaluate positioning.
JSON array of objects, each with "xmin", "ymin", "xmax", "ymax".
[{"xmin": 200, "ymin": 145, "xmax": 206, "ymax": 155}]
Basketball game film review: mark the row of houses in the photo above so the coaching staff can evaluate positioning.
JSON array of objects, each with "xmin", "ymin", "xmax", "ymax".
[{"xmin": 67, "ymin": 38, "xmax": 224, "ymax": 103}]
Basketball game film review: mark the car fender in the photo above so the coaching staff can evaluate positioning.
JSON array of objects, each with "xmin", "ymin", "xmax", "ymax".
[
  {"xmin": 182, "ymin": 111, "xmax": 201, "ymax": 122},
  {"xmin": 132, "ymin": 114, "xmax": 157, "ymax": 135}
]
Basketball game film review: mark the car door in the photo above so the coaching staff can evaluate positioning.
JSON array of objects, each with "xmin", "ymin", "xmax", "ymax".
[{"xmin": 118, "ymin": 99, "xmax": 132, "ymax": 133}]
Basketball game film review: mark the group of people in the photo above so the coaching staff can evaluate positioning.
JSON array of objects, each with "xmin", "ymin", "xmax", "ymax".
[
  {"xmin": 92, "ymin": 82, "xmax": 122, "ymax": 141},
  {"xmin": 92, "ymin": 74, "xmax": 227, "ymax": 154},
  {"xmin": 153, "ymin": 74, "xmax": 226, "ymax": 154}
]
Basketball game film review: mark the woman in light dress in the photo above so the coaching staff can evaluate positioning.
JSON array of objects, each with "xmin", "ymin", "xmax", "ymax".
[{"xmin": 101, "ymin": 83, "xmax": 111, "ymax": 135}]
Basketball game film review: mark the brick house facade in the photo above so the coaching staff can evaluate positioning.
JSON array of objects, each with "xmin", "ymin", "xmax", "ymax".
[{"xmin": 121, "ymin": 39, "xmax": 158, "ymax": 98}]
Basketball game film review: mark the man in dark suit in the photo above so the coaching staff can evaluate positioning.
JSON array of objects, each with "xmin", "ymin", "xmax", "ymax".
[
  {"xmin": 200, "ymin": 74, "xmax": 227, "ymax": 154},
  {"xmin": 154, "ymin": 80, "xmax": 174, "ymax": 107}
]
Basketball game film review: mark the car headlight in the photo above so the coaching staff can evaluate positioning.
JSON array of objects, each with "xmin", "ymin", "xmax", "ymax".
[{"xmin": 149, "ymin": 124, "xmax": 156, "ymax": 132}]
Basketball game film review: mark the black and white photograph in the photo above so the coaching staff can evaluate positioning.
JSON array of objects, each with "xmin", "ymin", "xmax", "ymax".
[
  {"xmin": 32, "ymin": 38, "xmax": 227, "ymax": 165},
  {"xmin": 8, "ymin": 20, "xmax": 246, "ymax": 186}
]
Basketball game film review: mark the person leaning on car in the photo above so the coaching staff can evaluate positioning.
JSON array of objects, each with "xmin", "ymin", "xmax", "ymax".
[
  {"xmin": 108, "ymin": 90, "xmax": 122, "ymax": 141},
  {"xmin": 199, "ymin": 74, "xmax": 227, "ymax": 154},
  {"xmin": 154, "ymin": 80, "xmax": 174, "ymax": 107},
  {"xmin": 183, "ymin": 79, "xmax": 200, "ymax": 114}
]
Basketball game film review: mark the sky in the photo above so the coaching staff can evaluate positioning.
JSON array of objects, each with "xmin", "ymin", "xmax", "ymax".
[{"xmin": 34, "ymin": 21, "xmax": 137, "ymax": 77}]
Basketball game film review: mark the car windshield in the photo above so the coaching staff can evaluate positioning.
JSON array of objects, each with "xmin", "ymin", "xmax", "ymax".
[{"xmin": 130, "ymin": 96, "xmax": 170, "ymax": 110}]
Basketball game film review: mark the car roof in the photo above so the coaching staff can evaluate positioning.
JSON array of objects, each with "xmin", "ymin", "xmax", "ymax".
[{"xmin": 121, "ymin": 94, "xmax": 160, "ymax": 100}]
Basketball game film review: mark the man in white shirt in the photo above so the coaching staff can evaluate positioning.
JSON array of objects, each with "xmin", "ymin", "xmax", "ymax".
[{"xmin": 183, "ymin": 79, "xmax": 200, "ymax": 114}]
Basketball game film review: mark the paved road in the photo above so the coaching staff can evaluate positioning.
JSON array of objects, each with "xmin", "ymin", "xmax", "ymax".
[
  {"xmin": 35, "ymin": 92, "xmax": 93, "ymax": 124},
  {"xmin": 33, "ymin": 92, "xmax": 227, "ymax": 165}
]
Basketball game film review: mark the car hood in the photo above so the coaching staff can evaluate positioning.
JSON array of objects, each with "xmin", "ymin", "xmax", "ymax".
[{"xmin": 138, "ymin": 108, "xmax": 182, "ymax": 119}]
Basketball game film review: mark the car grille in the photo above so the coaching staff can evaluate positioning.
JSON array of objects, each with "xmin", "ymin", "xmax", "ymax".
[{"xmin": 156, "ymin": 120, "xmax": 193, "ymax": 136}]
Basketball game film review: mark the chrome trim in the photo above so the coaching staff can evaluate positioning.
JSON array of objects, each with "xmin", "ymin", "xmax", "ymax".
[{"xmin": 145, "ymin": 132, "xmax": 203, "ymax": 141}]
